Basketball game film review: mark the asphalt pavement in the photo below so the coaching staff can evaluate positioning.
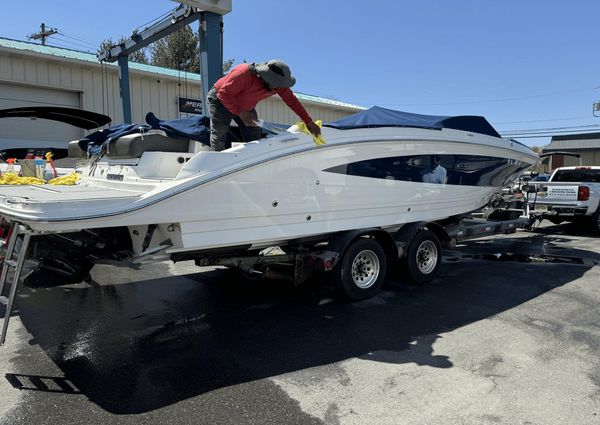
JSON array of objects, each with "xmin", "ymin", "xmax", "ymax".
[{"xmin": 1, "ymin": 222, "xmax": 600, "ymax": 425}]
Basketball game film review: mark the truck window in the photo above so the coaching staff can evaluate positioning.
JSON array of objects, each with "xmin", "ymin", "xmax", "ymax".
[{"xmin": 552, "ymin": 169, "xmax": 600, "ymax": 183}]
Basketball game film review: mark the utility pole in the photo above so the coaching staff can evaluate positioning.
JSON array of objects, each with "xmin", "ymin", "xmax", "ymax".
[{"xmin": 27, "ymin": 23, "xmax": 58, "ymax": 46}]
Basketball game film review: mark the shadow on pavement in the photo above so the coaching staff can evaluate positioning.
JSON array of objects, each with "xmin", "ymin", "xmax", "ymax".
[{"xmin": 9, "ymin": 239, "xmax": 596, "ymax": 414}]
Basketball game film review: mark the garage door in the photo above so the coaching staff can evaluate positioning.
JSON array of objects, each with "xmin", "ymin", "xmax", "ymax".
[{"xmin": 0, "ymin": 82, "xmax": 82, "ymax": 151}]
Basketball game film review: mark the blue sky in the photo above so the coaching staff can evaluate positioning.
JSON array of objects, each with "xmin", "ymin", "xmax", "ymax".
[{"xmin": 3, "ymin": 0, "xmax": 600, "ymax": 146}]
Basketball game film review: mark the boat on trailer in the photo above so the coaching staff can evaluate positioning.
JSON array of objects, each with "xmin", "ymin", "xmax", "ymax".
[{"xmin": 0, "ymin": 106, "xmax": 538, "ymax": 342}]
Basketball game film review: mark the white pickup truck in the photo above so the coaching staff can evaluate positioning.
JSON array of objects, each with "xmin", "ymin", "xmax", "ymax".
[{"xmin": 527, "ymin": 166, "xmax": 600, "ymax": 233}]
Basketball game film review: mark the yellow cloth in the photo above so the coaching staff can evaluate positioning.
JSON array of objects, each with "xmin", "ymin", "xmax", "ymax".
[
  {"xmin": 0, "ymin": 171, "xmax": 79, "ymax": 185},
  {"xmin": 296, "ymin": 120, "xmax": 326, "ymax": 145},
  {"xmin": 0, "ymin": 173, "xmax": 45, "ymax": 185},
  {"xmin": 48, "ymin": 172, "xmax": 79, "ymax": 185}
]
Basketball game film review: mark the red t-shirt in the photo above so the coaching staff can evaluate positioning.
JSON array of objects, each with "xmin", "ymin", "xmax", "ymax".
[{"xmin": 214, "ymin": 64, "xmax": 312, "ymax": 124}]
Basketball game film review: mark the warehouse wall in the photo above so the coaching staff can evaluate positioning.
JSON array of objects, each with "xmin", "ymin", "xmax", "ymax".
[
  {"xmin": 0, "ymin": 51, "xmax": 197, "ymax": 124},
  {"xmin": 548, "ymin": 150, "xmax": 600, "ymax": 169},
  {"xmin": 1, "ymin": 50, "xmax": 358, "ymax": 124},
  {"xmin": 256, "ymin": 96, "xmax": 358, "ymax": 125}
]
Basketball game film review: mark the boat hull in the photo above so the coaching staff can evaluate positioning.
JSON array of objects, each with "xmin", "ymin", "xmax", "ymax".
[{"xmin": 0, "ymin": 134, "xmax": 535, "ymax": 253}]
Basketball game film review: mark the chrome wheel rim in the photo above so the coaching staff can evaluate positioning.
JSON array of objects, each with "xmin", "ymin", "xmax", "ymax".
[
  {"xmin": 416, "ymin": 241, "xmax": 438, "ymax": 274},
  {"xmin": 351, "ymin": 250, "xmax": 380, "ymax": 289}
]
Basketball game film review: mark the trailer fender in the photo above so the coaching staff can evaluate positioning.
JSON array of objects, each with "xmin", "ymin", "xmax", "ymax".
[
  {"xmin": 393, "ymin": 222, "xmax": 452, "ymax": 257},
  {"xmin": 320, "ymin": 228, "xmax": 397, "ymax": 270}
]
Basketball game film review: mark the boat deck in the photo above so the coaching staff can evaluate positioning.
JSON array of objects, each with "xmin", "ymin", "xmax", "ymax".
[{"xmin": 0, "ymin": 184, "xmax": 144, "ymax": 221}]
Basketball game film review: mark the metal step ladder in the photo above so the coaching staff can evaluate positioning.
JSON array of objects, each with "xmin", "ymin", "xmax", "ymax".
[{"xmin": 0, "ymin": 223, "xmax": 32, "ymax": 346}]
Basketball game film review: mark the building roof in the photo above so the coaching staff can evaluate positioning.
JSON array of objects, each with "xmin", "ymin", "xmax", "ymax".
[
  {"xmin": 0, "ymin": 37, "xmax": 364, "ymax": 111},
  {"xmin": 545, "ymin": 132, "xmax": 600, "ymax": 151}
]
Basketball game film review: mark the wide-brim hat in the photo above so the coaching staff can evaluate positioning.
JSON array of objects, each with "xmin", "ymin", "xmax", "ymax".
[{"xmin": 255, "ymin": 59, "xmax": 296, "ymax": 88}]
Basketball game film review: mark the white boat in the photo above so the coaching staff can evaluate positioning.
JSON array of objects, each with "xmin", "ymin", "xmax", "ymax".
[{"xmin": 0, "ymin": 106, "xmax": 538, "ymax": 285}]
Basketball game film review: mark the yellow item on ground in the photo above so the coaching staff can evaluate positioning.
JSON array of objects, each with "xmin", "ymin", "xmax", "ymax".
[
  {"xmin": 48, "ymin": 172, "xmax": 79, "ymax": 185},
  {"xmin": 296, "ymin": 120, "xmax": 326, "ymax": 146},
  {"xmin": 0, "ymin": 173, "xmax": 45, "ymax": 185}
]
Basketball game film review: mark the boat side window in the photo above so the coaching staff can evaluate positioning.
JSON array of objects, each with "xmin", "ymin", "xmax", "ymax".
[{"xmin": 324, "ymin": 154, "xmax": 530, "ymax": 187}]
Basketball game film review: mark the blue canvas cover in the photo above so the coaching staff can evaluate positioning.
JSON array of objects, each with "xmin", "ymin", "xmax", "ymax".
[
  {"xmin": 145, "ymin": 112, "xmax": 211, "ymax": 143},
  {"xmin": 77, "ymin": 113, "xmax": 289, "ymax": 156},
  {"xmin": 325, "ymin": 106, "xmax": 501, "ymax": 138}
]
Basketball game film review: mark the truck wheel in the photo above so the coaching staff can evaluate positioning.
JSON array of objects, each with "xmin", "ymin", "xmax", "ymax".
[
  {"xmin": 591, "ymin": 209, "xmax": 600, "ymax": 234},
  {"xmin": 404, "ymin": 229, "xmax": 441, "ymax": 284},
  {"xmin": 335, "ymin": 238, "xmax": 387, "ymax": 300}
]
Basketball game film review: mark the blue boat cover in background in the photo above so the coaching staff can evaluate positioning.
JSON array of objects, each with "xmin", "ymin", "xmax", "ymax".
[{"xmin": 324, "ymin": 106, "xmax": 501, "ymax": 138}]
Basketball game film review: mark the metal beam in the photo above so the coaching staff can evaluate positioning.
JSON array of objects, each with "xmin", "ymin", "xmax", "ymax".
[
  {"xmin": 117, "ymin": 56, "xmax": 132, "ymax": 123},
  {"xmin": 199, "ymin": 12, "xmax": 224, "ymax": 115},
  {"xmin": 97, "ymin": 5, "xmax": 201, "ymax": 63}
]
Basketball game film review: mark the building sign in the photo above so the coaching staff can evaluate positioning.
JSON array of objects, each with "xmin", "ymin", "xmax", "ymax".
[{"xmin": 178, "ymin": 97, "xmax": 203, "ymax": 115}]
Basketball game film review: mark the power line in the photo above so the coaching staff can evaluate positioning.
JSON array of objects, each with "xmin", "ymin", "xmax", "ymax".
[
  {"xmin": 493, "ymin": 116, "xmax": 593, "ymax": 125},
  {"xmin": 51, "ymin": 35, "xmax": 94, "ymax": 51},
  {"xmin": 369, "ymin": 86, "xmax": 600, "ymax": 107},
  {"xmin": 134, "ymin": 10, "xmax": 172, "ymax": 33},
  {"xmin": 57, "ymin": 31, "xmax": 99, "ymax": 48},
  {"xmin": 499, "ymin": 123, "xmax": 600, "ymax": 134}
]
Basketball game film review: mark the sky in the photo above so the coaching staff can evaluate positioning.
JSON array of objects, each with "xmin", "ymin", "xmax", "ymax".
[{"xmin": 2, "ymin": 0, "xmax": 600, "ymax": 147}]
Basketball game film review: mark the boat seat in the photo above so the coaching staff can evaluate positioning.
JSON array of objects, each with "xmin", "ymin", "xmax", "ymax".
[
  {"xmin": 69, "ymin": 130, "xmax": 211, "ymax": 159},
  {"xmin": 68, "ymin": 140, "xmax": 87, "ymax": 158},
  {"xmin": 106, "ymin": 131, "xmax": 191, "ymax": 158}
]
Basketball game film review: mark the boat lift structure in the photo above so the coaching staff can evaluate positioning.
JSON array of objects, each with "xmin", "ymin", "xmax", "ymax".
[{"xmin": 97, "ymin": 0, "xmax": 232, "ymax": 123}]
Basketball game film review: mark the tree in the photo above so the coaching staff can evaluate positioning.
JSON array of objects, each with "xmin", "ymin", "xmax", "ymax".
[
  {"xmin": 223, "ymin": 58, "xmax": 235, "ymax": 74},
  {"xmin": 531, "ymin": 146, "xmax": 544, "ymax": 154},
  {"xmin": 151, "ymin": 25, "xmax": 199, "ymax": 73},
  {"xmin": 98, "ymin": 37, "xmax": 149, "ymax": 64}
]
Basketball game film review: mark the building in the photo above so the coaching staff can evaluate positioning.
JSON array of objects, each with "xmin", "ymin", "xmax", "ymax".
[
  {"xmin": 542, "ymin": 132, "xmax": 600, "ymax": 170},
  {"xmin": 0, "ymin": 37, "xmax": 363, "ymax": 154}
]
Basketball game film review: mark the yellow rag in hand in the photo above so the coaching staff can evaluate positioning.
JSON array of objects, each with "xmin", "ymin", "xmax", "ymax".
[{"xmin": 296, "ymin": 120, "xmax": 326, "ymax": 146}]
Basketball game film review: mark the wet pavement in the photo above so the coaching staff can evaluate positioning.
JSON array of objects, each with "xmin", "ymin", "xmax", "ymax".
[{"xmin": 1, "ymin": 222, "xmax": 600, "ymax": 424}]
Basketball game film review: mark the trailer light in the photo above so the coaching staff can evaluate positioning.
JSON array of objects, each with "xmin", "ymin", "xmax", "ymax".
[
  {"xmin": 325, "ymin": 259, "xmax": 333, "ymax": 270},
  {"xmin": 578, "ymin": 186, "xmax": 590, "ymax": 201},
  {"xmin": 315, "ymin": 258, "xmax": 324, "ymax": 270}
]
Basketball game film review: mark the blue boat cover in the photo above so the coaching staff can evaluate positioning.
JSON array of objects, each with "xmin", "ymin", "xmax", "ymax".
[
  {"xmin": 324, "ymin": 106, "xmax": 501, "ymax": 138},
  {"xmin": 145, "ymin": 112, "xmax": 211, "ymax": 143},
  {"xmin": 78, "ymin": 113, "xmax": 288, "ymax": 156}
]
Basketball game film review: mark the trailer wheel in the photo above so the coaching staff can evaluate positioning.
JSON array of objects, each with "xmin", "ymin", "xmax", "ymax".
[
  {"xmin": 404, "ymin": 229, "xmax": 441, "ymax": 284},
  {"xmin": 335, "ymin": 238, "xmax": 387, "ymax": 300}
]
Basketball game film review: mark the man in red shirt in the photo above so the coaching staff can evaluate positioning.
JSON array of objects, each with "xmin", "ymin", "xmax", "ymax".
[{"xmin": 207, "ymin": 59, "xmax": 322, "ymax": 151}]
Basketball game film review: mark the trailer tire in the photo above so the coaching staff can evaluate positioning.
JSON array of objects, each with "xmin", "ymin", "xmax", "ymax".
[
  {"xmin": 335, "ymin": 238, "xmax": 387, "ymax": 300},
  {"xmin": 403, "ymin": 229, "xmax": 441, "ymax": 284}
]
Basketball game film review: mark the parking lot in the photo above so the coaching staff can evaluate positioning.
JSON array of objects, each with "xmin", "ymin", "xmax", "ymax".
[{"xmin": 1, "ymin": 222, "xmax": 599, "ymax": 425}]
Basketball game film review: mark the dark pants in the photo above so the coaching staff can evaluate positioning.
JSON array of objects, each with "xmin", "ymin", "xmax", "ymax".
[{"xmin": 208, "ymin": 87, "xmax": 262, "ymax": 151}]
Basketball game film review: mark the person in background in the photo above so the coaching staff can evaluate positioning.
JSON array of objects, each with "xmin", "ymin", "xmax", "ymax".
[
  {"xmin": 207, "ymin": 59, "xmax": 322, "ymax": 151},
  {"xmin": 422, "ymin": 155, "xmax": 447, "ymax": 184}
]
